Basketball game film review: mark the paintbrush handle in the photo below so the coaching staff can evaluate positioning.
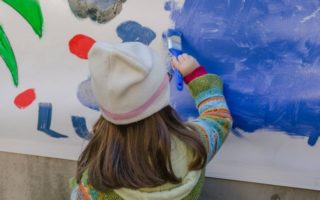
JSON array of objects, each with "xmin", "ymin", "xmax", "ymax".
[
  {"xmin": 173, "ymin": 68, "xmax": 184, "ymax": 91},
  {"xmin": 169, "ymin": 49, "xmax": 184, "ymax": 91}
]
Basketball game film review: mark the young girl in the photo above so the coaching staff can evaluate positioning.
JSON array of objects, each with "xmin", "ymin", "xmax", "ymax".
[{"xmin": 70, "ymin": 41, "xmax": 232, "ymax": 200}]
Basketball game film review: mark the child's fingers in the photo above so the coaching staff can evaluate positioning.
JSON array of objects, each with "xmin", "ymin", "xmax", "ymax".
[
  {"xmin": 178, "ymin": 54, "xmax": 185, "ymax": 63},
  {"xmin": 181, "ymin": 53, "xmax": 189, "ymax": 60},
  {"xmin": 171, "ymin": 57, "xmax": 181, "ymax": 69}
]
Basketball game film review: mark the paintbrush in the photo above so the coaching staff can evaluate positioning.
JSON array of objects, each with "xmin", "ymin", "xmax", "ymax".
[{"xmin": 166, "ymin": 29, "xmax": 184, "ymax": 91}]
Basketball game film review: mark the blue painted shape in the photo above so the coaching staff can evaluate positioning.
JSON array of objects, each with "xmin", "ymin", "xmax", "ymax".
[
  {"xmin": 71, "ymin": 116, "xmax": 92, "ymax": 140},
  {"xmin": 116, "ymin": 21, "xmax": 156, "ymax": 45},
  {"xmin": 169, "ymin": 0, "xmax": 320, "ymax": 145},
  {"xmin": 164, "ymin": 1, "xmax": 172, "ymax": 11},
  {"xmin": 77, "ymin": 78, "xmax": 100, "ymax": 111},
  {"xmin": 308, "ymin": 132, "xmax": 319, "ymax": 146},
  {"xmin": 37, "ymin": 103, "xmax": 68, "ymax": 138}
]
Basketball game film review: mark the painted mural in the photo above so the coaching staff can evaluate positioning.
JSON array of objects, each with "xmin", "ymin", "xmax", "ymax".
[
  {"xmin": 0, "ymin": 0, "xmax": 162, "ymax": 144},
  {"xmin": 167, "ymin": 0, "xmax": 320, "ymax": 146},
  {"xmin": 69, "ymin": 0, "xmax": 320, "ymax": 146},
  {"xmin": 1, "ymin": 0, "xmax": 319, "ymax": 146},
  {"xmin": 1, "ymin": 0, "xmax": 320, "ymax": 190}
]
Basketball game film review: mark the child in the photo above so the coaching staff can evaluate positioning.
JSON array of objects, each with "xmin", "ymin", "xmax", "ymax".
[{"xmin": 70, "ymin": 41, "xmax": 232, "ymax": 200}]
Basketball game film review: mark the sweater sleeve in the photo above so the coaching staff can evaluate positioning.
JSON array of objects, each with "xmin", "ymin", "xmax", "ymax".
[{"xmin": 185, "ymin": 67, "xmax": 232, "ymax": 163}]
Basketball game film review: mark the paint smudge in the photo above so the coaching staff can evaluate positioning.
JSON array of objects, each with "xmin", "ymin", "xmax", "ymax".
[
  {"xmin": 0, "ymin": 25, "xmax": 18, "ymax": 86},
  {"xmin": 164, "ymin": 1, "xmax": 172, "ymax": 11},
  {"xmin": 166, "ymin": 0, "xmax": 185, "ymax": 10},
  {"xmin": 2, "ymin": 0, "xmax": 43, "ymax": 37},
  {"xmin": 67, "ymin": 0, "xmax": 126, "ymax": 24},
  {"xmin": 14, "ymin": 88, "xmax": 36, "ymax": 109},
  {"xmin": 169, "ymin": 0, "xmax": 320, "ymax": 145},
  {"xmin": 116, "ymin": 21, "xmax": 156, "ymax": 45},
  {"xmin": 37, "ymin": 103, "xmax": 68, "ymax": 138},
  {"xmin": 69, "ymin": 34, "xmax": 96, "ymax": 59},
  {"xmin": 77, "ymin": 78, "xmax": 99, "ymax": 111},
  {"xmin": 164, "ymin": 0, "xmax": 185, "ymax": 11},
  {"xmin": 71, "ymin": 116, "xmax": 92, "ymax": 140}
]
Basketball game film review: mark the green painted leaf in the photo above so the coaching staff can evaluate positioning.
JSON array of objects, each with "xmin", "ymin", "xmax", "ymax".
[
  {"xmin": 0, "ymin": 25, "xmax": 18, "ymax": 86},
  {"xmin": 2, "ymin": 0, "xmax": 44, "ymax": 38}
]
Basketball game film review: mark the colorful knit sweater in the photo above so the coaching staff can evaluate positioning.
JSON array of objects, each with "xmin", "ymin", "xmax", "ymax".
[{"xmin": 70, "ymin": 67, "xmax": 232, "ymax": 200}]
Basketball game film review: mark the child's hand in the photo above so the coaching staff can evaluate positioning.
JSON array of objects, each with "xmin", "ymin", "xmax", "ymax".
[{"xmin": 171, "ymin": 53, "xmax": 200, "ymax": 77}]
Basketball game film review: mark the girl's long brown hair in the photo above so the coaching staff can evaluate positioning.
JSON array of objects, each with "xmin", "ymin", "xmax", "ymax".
[{"xmin": 76, "ymin": 106, "xmax": 207, "ymax": 191}]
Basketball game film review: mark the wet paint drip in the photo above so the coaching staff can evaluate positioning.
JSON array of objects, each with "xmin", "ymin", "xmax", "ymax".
[
  {"xmin": 69, "ymin": 34, "xmax": 96, "ymax": 59},
  {"xmin": 116, "ymin": 21, "xmax": 156, "ymax": 45},
  {"xmin": 14, "ymin": 88, "xmax": 36, "ymax": 109},
  {"xmin": 37, "ymin": 103, "xmax": 68, "ymax": 138},
  {"xmin": 308, "ymin": 132, "xmax": 319, "ymax": 146},
  {"xmin": 71, "ymin": 116, "xmax": 92, "ymax": 140},
  {"xmin": 77, "ymin": 78, "xmax": 99, "ymax": 111},
  {"xmin": 67, "ymin": 0, "xmax": 126, "ymax": 24},
  {"xmin": 168, "ymin": 0, "xmax": 320, "ymax": 145},
  {"xmin": 2, "ymin": 0, "xmax": 43, "ymax": 37},
  {"xmin": 0, "ymin": 25, "xmax": 18, "ymax": 86}
]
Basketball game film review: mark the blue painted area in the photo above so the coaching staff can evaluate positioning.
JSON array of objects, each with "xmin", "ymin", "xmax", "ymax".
[
  {"xmin": 169, "ymin": 0, "xmax": 320, "ymax": 144},
  {"xmin": 37, "ymin": 103, "xmax": 68, "ymax": 138},
  {"xmin": 308, "ymin": 132, "xmax": 319, "ymax": 146},
  {"xmin": 164, "ymin": 1, "xmax": 172, "ymax": 11},
  {"xmin": 116, "ymin": 21, "xmax": 156, "ymax": 45},
  {"xmin": 166, "ymin": 29, "xmax": 184, "ymax": 91},
  {"xmin": 71, "ymin": 116, "xmax": 92, "ymax": 140},
  {"xmin": 77, "ymin": 78, "xmax": 100, "ymax": 111}
]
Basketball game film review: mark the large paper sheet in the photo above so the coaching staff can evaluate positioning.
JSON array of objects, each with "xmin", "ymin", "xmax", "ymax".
[{"xmin": 0, "ymin": 0, "xmax": 319, "ymax": 191}]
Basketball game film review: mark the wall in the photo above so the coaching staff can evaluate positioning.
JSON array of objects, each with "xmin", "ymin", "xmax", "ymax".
[
  {"xmin": 0, "ymin": 152, "xmax": 319, "ymax": 200},
  {"xmin": 1, "ymin": 0, "xmax": 320, "ymax": 195}
]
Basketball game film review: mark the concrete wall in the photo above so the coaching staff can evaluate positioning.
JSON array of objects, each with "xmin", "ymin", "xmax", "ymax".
[{"xmin": 0, "ymin": 152, "xmax": 319, "ymax": 200}]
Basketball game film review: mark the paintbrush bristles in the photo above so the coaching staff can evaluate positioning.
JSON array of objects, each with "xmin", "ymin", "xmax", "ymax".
[{"xmin": 167, "ymin": 35, "xmax": 182, "ymax": 51}]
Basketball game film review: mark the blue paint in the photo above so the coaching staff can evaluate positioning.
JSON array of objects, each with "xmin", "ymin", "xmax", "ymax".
[
  {"xmin": 164, "ymin": 1, "xmax": 172, "ymax": 11},
  {"xmin": 169, "ymin": 0, "xmax": 320, "ymax": 145},
  {"xmin": 71, "ymin": 116, "xmax": 92, "ymax": 140},
  {"xmin": 77, "ymin": 78, "xmax": 100, "ymax": 111},
  {"xmin": 37, "ymin": 103, "xmax": 68, "ymax": 138},
  {"xmin": 116, "ymin": 21, "xmax": 156, "ymax": 45},
  {"xmin": 308, "ymin": 132, "xmax": 319, "ymax": 146},
  {"xmin": 167, "ymin": 29, "xmax": 184, "ymax": 91}
]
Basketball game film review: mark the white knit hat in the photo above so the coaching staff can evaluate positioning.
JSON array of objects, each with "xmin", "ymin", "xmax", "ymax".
[{"xmin": 88, "ymin": 42, "xmax": 170, "ymax": 125}]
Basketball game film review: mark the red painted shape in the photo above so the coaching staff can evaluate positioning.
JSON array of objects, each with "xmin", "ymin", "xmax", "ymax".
[
  {"xmin": 14, "ymin": 88, "xmax": 36, "ymax": 109},
  {"xmin": 69, "ymin": 34, "xmax": 96, "ymax": 59}
]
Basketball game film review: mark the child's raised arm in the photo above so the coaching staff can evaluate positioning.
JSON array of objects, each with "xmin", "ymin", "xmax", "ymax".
[{"xmin": 172, "ymin": 54, "xmax": 233, "ymax": 163}]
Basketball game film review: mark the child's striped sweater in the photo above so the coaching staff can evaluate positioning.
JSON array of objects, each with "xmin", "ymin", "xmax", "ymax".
[
  {"xmin": 70, "ymin": 66, "xmax": 232, "ymax": 200},
  {"xmin": 186, "ymin": 66, "xmax": 232, "ymax": 163}
]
